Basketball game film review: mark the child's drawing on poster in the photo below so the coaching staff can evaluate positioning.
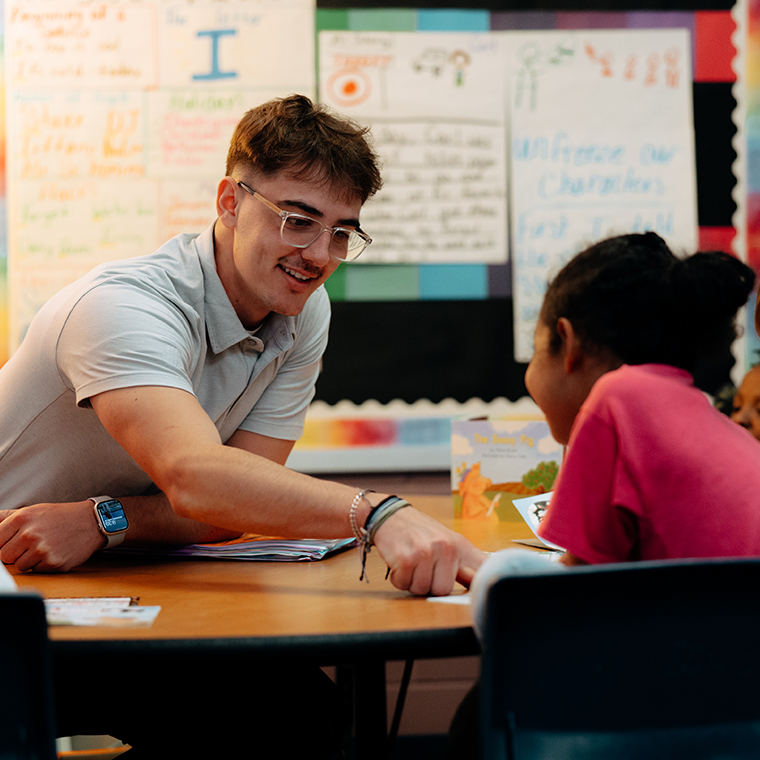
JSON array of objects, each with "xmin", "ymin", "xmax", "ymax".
[
  {"xmin": 510, "ymin": 29, "xmax": 698, "ymax": 362},
  {"xmin": 319, "ymin": 31, "xmax": 508, "ymax": 264}
]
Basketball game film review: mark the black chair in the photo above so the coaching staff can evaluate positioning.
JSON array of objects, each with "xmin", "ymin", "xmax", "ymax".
[
  {"xmin": 0, "ymin": 591, "xmax": 57, "ymax": 760},
  {"xmin": 479, "ymin": 558, "xmax": 760, "ymax": 760}
]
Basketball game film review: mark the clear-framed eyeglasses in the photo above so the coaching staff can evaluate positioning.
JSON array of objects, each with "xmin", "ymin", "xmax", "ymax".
[{"xmin": 237, "ymin": 181, "xmax": 372, "ymax": 262}]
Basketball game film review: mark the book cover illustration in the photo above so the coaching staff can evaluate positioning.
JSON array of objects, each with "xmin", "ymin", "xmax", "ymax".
[{"xmin": 451, "ymin": 418, "xmax": 562, "ymax": 521}]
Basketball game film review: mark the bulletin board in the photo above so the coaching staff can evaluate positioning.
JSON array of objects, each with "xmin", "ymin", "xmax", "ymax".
[{"xmin": 311, "ymin": 1, "xmax": 741, "ymax": 411}]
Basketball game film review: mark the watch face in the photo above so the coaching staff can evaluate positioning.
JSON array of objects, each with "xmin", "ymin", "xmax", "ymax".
[{"xmin": 96, "ymin": 499, "xmax": 129, "ymax": 534}]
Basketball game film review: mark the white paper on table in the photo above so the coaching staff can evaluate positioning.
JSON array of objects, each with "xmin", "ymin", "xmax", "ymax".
[
  {"xmin": 427, "ymin": 593, "xmax": 472, "ymax": 605},
  {"xmin": 0, "ymin": 563, "xmax": 18, "ymax": 592}
]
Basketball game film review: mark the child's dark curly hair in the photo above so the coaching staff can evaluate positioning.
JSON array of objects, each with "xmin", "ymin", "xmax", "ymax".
[{"xmin": 540, "ymin": 232, "xmax": 755, "ymax": 375}]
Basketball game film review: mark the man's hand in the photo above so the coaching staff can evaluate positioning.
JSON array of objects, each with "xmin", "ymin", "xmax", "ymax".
[
  {"xmin": 0, "ymin": 501, "xmax": 103, "ymax": 572},
  {"xmin": 371, "ymin": 507, "xmax": 487, "ymax": 596}
]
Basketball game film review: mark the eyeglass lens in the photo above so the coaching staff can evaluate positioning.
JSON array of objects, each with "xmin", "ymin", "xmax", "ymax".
[{"xmin": 280, "ymin": 215, "xmax": 366, "ymax": 259}]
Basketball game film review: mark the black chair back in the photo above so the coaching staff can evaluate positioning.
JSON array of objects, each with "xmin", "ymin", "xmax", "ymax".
[
  {"xmin": 0, "ymin": 591, "xmax": 57, "ymax": 760},
  {"xmin": 480, "ymin": 558, "xmax": 760, "ymax": 760}
]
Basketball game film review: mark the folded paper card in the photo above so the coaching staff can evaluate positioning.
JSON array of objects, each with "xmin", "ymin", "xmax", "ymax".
[{"xmin": 511, "ymin": 492, "xmax": 564, "ymax": 552}]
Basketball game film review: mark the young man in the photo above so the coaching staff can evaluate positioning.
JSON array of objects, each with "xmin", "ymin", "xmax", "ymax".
[
  {"xmin": 0, "ymin": 95, "xmax": 486, "ymax": 758},
  {"xmin": 0, "ymin": 95, "xmax": 485, "ymax": 595}
]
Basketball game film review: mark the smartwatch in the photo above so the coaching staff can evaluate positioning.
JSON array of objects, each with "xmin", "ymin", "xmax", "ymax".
[{"xmin": 90, "ymin": 496, "xmax": 129, "ymax": 548}]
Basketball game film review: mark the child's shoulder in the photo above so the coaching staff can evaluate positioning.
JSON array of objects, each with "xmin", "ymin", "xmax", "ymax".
[
  {"xmin": 599, "ymin": 363, "xmax": 692, "ymax": 391},
  {"xmin": 589, "ymin": 363, "xmax": 695, "ymax": 412}
]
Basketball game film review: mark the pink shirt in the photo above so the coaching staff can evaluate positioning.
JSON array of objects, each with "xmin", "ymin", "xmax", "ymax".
[{"xmin": 538, "ymin": 364, "xmax": 760, "ymax": 563}]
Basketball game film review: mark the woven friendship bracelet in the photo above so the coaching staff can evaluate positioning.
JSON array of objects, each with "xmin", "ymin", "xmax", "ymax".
[
  {"xmin": 358, "ymin": 496, "xmax": 412, "ymax": 582},
  {"xmin": 366, "ymin": 497, "xmax": 411, "ymax": 543}
]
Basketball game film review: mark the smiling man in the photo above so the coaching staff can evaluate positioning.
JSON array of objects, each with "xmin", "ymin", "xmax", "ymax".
[
  {"xmin": 0, "ymin": 93, "xmax": 484, "ymax": 589},
  {"xmin": 0, "ymin": 95, "xmax": 485, "ymax": 758}
]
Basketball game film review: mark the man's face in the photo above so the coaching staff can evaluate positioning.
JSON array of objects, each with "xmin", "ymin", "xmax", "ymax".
[{"xmin": 218, "ymin": 170, "xmax": 362, "ymax": 328}]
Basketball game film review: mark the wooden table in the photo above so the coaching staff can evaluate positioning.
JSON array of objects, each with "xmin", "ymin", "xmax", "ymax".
[{"xmin": 11, "ymin": 495, "xmax": 535, "ymax": 758}]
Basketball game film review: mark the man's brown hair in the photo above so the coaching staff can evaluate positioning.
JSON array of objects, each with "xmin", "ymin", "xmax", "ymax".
[{"xmin": 226, "ymin": 94, "xmax": 382, "ymax": 204}]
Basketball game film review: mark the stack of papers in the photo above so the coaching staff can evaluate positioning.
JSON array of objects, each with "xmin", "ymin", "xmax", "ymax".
[
  {"xmin": 44, "ymin": 597, "xmax": 161, "ymax": 627},
  {"xmin": 107, "ymin": 535, "xmax": 357, "ymax": 562}
]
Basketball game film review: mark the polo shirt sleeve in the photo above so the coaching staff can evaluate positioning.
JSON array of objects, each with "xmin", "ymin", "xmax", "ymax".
[
  {"xmin": 56, "ymin": 281, "xmax": 199, "ymax": 407},
  {"xmin": 237, "ymin": 288, "xmax": 331, "ymax": 441},
  {"xmin": 537, "ymin": 402, "xmax": 639, "ymax": 564}
]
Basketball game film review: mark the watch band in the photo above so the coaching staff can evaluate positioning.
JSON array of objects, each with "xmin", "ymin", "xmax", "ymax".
[{"xmin": 90, "ymin": 496, "xmax": 128, "ymax": 549}]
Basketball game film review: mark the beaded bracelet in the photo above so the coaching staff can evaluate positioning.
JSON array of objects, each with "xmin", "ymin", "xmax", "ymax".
[{"xmin": 349, "ymin": 489, "xmax": 370, "ymax": 541}]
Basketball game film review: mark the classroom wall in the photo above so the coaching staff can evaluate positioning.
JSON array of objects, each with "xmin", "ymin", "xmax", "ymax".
[{"xmin": 0, "ymin": 0, "xmax": 749, "ymax": 463}]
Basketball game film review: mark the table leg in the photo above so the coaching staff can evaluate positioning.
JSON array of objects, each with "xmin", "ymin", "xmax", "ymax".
[{"xmin": 349, "ymin": 659, "xmax": 388, "ymax": 759}]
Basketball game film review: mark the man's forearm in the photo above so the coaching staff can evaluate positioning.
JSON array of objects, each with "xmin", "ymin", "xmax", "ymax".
[{"xmin": 118, "ymin": 492, "xmax": 242, "ymax": 545}]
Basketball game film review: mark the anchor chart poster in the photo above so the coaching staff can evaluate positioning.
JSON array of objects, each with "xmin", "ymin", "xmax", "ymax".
[
  {"xmin": 509, "ymin": 29, "xmax": 697, "ymax": 361},
  {"xmin": 5, "ymin": 0, "xmax": 315, "ymax": 349}
]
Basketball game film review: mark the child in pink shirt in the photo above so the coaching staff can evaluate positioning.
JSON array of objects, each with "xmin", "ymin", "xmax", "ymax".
[
  {"xmin": 525, "ymin": 232, "xmax": 760, "ymax": 564},
  {"xmin": 448, "ymin": 232, "xmax": 760, "ymax": 760}
]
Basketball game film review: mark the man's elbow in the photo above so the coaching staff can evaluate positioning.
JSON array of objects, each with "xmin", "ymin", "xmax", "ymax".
[{"xmin": 157, "ymin": 458, "xmax": 205, "ymax": 521}]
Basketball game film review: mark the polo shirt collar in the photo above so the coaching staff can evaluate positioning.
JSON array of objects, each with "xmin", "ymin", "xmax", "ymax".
[{"xmin": 195, "ymin": 221, "xmax": 296, "ymax": 355}]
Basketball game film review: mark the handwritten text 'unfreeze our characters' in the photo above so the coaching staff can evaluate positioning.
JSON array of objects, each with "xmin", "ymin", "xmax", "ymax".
[{"xmin": 513, "ymin": 131, "xmax": 680, "ymax": 201}]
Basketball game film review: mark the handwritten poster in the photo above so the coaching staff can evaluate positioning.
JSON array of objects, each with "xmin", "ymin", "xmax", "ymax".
[
  {"xmin": 509, "ymin": 29, "xmax": 698, "ymax": 361},
  {"xmin": 319, "ymin": 31, "xmax": 509, "ymax": 264},
  {"xmin": 6, "ymin": 0, "xmax": 315, "ymax": 349}
]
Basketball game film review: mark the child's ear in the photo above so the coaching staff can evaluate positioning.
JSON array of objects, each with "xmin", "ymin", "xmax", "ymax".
[{"xmin": 556, "ymin": 317, "xmax": 583, "ymax": 373}]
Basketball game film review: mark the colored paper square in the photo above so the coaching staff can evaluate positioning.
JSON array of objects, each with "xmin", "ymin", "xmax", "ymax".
[
  {"xmin": 695, "ymin": 11, "xmax": 737, "ymax": 82},
  {"xmin": 698, "ymin": 226, "xmax": 737, "ymax": 254},
  {"xmin": 626, "ymin": 11, "xmax": 694, "ymax": 30},
  {"xmin": 417, "ymin": 10, "xmax": 490, "ymax": 32},
  {"xmin": 345, "ymin": 265, "xmax": 419, "ymax": 300},
  {"xmin": 419, "ymin": 265, "xmax": 488, "ymax": 300},
  {"xmin": 488, "ymin": 264, "xmax": 512, "ymax": 298},
  {"xmin": 490, "ymin": 12, "xmax": 556, "ymax": 31},
  {"xmin": 347, "ymin": 9, "xmax": 416, "ymax": 32},
  {"xmin": 324, "ymin": 265, "xmax": 347, "ymax": 302},
  {"xmin": 316, "ymin": 9, "xmax": 349, "ymax": 32},
  {"xmin": 555, "ymin": 12, "xmax": 628, "ymax": 29}
]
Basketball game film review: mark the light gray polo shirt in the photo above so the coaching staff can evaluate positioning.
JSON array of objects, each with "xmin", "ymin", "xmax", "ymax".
[{"xmin": 0, "ymin": 222, "xmax": 330, "ymax": 510}]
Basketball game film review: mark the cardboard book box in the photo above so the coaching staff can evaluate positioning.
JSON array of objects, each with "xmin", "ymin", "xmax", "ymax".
[{"xmin": 451, "ymin": 417, "xmax": 563, "ymax": 520}]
